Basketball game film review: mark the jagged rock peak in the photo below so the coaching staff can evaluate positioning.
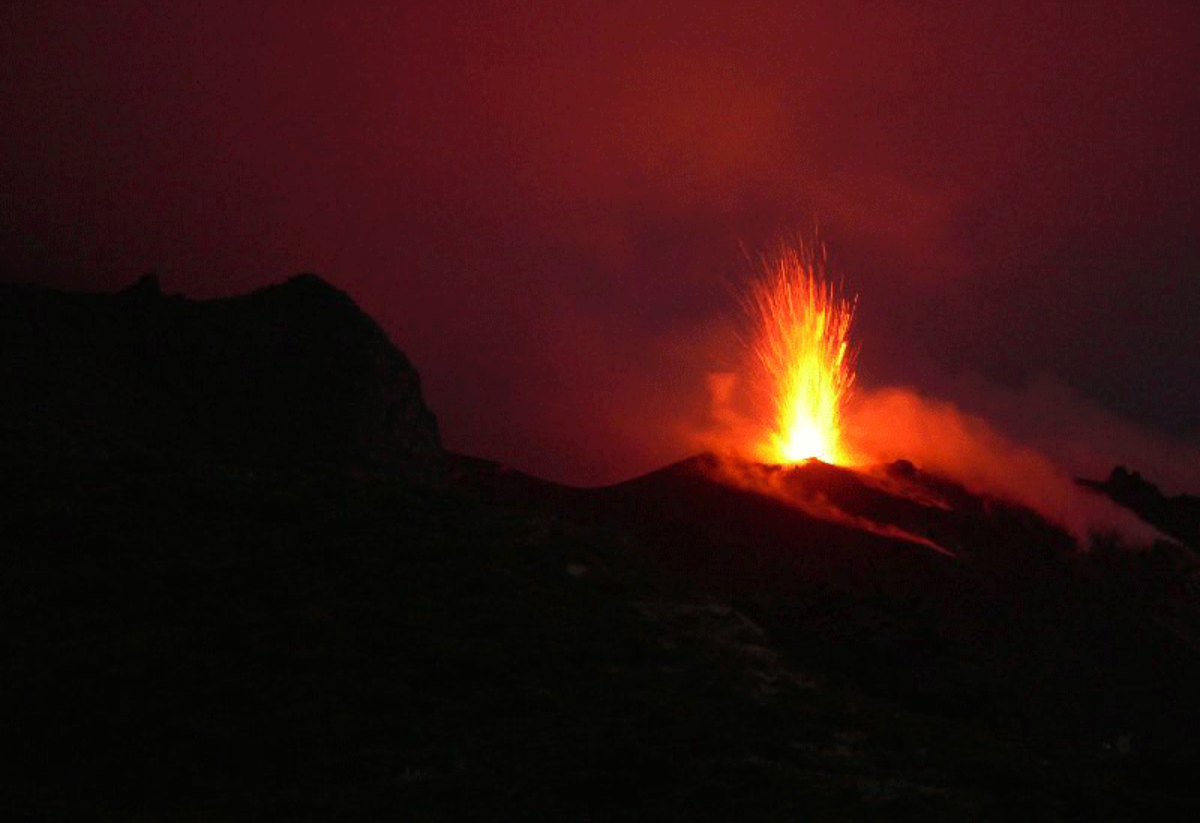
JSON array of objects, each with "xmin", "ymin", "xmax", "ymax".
[
  {"xmin": 119, "ymin": 272, "xmax": 163, "ymax": 298},
  {"xmin": 0, "ymin": 273, "xmax": 446, "ymax": 479}
]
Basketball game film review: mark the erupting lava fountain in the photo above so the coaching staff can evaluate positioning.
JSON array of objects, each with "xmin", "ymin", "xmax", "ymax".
[{"xmin": 744, "ymin": 245, "xmax": 858, "ymax": 466}]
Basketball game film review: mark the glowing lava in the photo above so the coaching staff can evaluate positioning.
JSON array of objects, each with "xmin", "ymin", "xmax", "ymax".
[{"xmin": 745, "ymin": 245, "xmax": 857, "ymax": 466}]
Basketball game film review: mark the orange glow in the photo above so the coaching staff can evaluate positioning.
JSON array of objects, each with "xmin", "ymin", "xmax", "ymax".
[{"xmin": 745, "ymin": 245, "xmax": 857, "ymax": 465}]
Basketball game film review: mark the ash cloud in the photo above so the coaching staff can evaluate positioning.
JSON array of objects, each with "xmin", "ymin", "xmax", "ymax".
[
  {"xmin": 924, "ymin": 371, "xmax": 1200, "ymax": 496},
  {"xmin": 843, "ymin": 386, "xmax": 1162, "ymax": 545}
]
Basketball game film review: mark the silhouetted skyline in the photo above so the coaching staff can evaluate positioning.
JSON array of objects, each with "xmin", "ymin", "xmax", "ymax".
[{"xmin": 3, "ymin": 1, "xmax": 1197, "ymax": 487}]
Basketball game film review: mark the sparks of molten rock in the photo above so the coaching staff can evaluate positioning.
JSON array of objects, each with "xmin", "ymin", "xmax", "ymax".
[{"xmin": 746, "ymin": 246, "xmax": 857, "ymax": 466}]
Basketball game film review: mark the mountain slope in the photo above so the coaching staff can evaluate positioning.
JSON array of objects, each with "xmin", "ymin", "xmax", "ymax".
[
  {"xmin": 6, "ymin": 274, "xmax": 1200, "ymax": 819},
  {"xmin": 9, "ymin": 426, "xmax": 1194, "ymax": 821},
  {"xmin": 458, "ymin": 449, "xmax": 1200, "ymax": 782}
]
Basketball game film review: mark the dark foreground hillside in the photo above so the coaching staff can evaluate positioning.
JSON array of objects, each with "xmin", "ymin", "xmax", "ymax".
[
  {"xmin": 5, "ymin": 275, "xmax": 1200, "ymax": 820},
  {"xmin": 5, "ymin": 423, "xmax": 1198, "ymax": 822}
]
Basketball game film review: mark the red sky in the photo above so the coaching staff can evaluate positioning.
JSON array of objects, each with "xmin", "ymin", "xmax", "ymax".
[{"xmin": 3, "ymin": 1, "xmax": 1198, "ymax": 487}]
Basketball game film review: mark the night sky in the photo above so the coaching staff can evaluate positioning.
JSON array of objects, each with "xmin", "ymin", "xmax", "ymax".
[{"xmin": 3, "ymin": 1, "xmax": 1198, "ymax": 489}]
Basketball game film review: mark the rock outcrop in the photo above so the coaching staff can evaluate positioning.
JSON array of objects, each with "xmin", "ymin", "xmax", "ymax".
[
  {"xmin": 0, "ymin": 273, "xmax": 444, "ymax": 477},
  {"xmin": 1081, "ymin": 466, "xmax": 1200, "ymax": 550}
]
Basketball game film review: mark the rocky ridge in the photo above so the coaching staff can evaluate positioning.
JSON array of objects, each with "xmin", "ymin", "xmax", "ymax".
[{"xmin": 0, "ymin": 273, "xmax": 444, "ymax": 478}]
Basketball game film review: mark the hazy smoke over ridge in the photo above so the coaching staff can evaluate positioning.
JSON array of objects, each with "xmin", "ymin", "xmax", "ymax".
[{"xmin": 843, "ymin": 387, "xmax": 1160, "ymax": 544}]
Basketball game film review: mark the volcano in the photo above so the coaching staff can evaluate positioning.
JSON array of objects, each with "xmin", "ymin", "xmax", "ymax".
[
  {"xmin": 458, "ymin": 447, "xmax": 1200, "ymax": 721},
  {"xmin": 7, "ymin": 275, "xmax": 1200, "ymax": 820}
]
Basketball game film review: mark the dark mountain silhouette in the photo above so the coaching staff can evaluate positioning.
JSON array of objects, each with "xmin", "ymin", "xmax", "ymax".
[
  {"xmin": 458, "ymin": 449, "xmax": 1200, "ymax": 749},
  {"xmin": 1081, "ymin": 466, "xmax": 1200, "ymax": 550},
  {"xmin": 6, "ymin": 274, "xmax": 1200, "ymax": 820},
  {"xmin": 0, "ymin": 273, "xmax": 444, "ymax": 477}
]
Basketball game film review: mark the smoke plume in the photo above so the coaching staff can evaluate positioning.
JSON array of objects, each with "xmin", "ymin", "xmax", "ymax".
[{"xmin": 843, "ymin": 387, "xmax": 1160, "ymax": 545}]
